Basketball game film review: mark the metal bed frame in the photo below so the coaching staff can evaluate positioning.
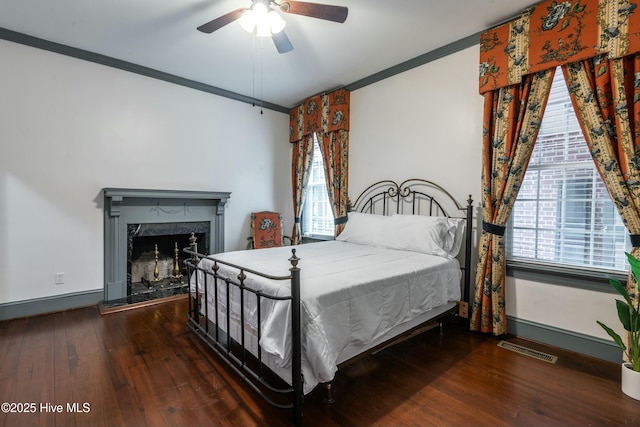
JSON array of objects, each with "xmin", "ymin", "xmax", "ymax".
[{"xmin": 184, "ymin": 179, "xmax": 473, "ymax": 426}]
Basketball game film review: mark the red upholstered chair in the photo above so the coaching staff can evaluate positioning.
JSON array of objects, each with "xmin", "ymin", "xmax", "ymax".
[{"xmin": 247, "ymin": 211, "xmax": 292, "ymax": 249}]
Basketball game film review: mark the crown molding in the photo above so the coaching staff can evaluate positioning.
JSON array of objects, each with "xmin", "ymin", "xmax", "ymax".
[{"xmin": 0, "ymin": 27, "xmax": 290, "ymax": 114}]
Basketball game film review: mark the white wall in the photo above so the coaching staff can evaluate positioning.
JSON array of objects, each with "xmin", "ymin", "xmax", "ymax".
[
  {"xmin": 0, "ymin": 35, "xmax": 623, "ymax": 344},
  {"xmin": 349, "ymin": 45, "xmax": 621, "ymax": 342},
  {"xmin": 0, "ymin": 39, "xmax": 292, "ymax": 304},
  {"xmin": 350, "ymin": 49, "xmax": 480, "ymax": 205}
]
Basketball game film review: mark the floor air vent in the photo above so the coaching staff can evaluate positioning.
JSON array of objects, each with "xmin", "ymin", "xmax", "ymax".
[{"xmin": 497, "ymin": 340, "xmax": 558, "ymax": 364}]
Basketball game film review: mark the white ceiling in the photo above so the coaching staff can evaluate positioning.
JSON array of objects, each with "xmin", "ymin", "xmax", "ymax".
[{"xmin": 0, "ymin": 0, "xmax": 538, "ymax": 110}]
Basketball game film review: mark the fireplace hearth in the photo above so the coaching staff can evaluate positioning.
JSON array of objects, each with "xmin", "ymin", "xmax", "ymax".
[{"xmin": 102, "ymin": 188, "xmax": 230, "ymax": 308}]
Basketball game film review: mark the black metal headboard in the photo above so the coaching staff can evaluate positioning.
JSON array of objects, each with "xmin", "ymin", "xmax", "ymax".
[{"xmin": 349, "ymin": 179, "xmax": 474, "ymax": 306}]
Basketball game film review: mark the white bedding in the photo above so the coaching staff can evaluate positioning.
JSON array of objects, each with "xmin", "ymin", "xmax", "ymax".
[{"xmin": 190, "ymin": 240, "xmax": 461, "ymax": 393}]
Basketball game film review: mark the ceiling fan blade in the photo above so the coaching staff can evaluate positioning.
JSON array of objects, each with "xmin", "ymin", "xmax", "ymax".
[
  {"xmin": 278, "ymin": 1, "xmax": 348, "ymax": 23},
  {"xmin": 197, "ymin": 8, "xmax": 247, "ymax": 33},
  {"xmin": 272, "ymin": 30, "xmax": 294, "ymax": 53}
]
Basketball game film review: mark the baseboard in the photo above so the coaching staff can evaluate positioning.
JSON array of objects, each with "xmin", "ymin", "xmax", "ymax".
[
  {"xmin": 0, "ymin": 290, "xmax": 103, "ymax": 321},
  {"xmin": 507, "ymin": 315, "xmax": 622, "ymax": 365}
]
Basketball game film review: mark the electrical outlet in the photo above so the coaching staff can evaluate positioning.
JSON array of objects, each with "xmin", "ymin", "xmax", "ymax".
[
  {"xmin": 55, "ymin": 272, "xmax": 64, "ymax": 285},
  {"xmin": 458, "ymin": 301, "xmax": 469, "ymax": 318}
]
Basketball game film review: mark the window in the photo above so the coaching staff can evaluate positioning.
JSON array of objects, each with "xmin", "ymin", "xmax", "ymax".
[
  {"xmin": 301, "ymin": 135, "xmax": 334, "ymax": 238},
  {"xmin": 506, "ymin": 68, "xmax": 629, "ymax": 274}
]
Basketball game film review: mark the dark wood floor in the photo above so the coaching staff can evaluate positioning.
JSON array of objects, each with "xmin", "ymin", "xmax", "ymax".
[{"xmin": 1, "ymin": 297, "xmax": 639, "ymax": 427}]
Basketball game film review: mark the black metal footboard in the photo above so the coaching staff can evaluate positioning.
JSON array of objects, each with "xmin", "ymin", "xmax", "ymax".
[{"xmin": 183, "ymin": 241, "xmax": 303, "ymax": 426}]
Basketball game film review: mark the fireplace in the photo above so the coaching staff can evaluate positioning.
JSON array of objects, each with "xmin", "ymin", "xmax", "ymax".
[
  {"xmin": 103, "ymin": 188, "xmax": 231, "ymax": 307},
  {"xmin": 127, "ymin": 221, "xmax": 208, "ymax": 294}
]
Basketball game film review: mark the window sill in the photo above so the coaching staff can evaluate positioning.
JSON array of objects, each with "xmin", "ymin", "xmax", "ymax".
[
  {"xmin": 301, "ymin": 235, "xmax": 334, "ymax": 243},
  {"xmin": 506, "ymin": 260, "xmax": 625, "ymax": 294}
]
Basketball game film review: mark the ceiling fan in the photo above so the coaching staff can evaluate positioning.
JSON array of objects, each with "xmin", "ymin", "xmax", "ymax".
[{"xmin": 197, "ymin": 0, "xmax": 348, "ymax": 54}]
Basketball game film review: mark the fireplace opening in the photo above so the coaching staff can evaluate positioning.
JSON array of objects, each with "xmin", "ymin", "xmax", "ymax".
[
  {"xmin": 103, "ymin": 221, "xmax": 209, "ymax": 308},
  {"xmin": 128, "ymin": 232, "xmax": 204, "ymax": 294},
  {"xmin": 127, "ymin": 221, "xmax": 208, "ymax": 299}
]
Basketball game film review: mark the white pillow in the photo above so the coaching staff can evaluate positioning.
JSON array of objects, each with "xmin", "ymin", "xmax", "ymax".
[
  {"xmin": 336, "ymin": 212, "xmax": 466, "ymax": 258},
  {"xmin": 382, "ymin": 215, "xmax": 453, "ymax": 257},
  {"xmin": 446, "ymin": 217, "xmax": 467, "ymax": 258},
  {"xmin": 335, "ymin": 212, "xmax": 390, "ymax": 246}
]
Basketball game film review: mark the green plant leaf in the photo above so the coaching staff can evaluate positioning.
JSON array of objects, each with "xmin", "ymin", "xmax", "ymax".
[
  {"xmin": 616, "ymin": 299, "xmax": 634, "ymax": 331},
  {"xmin": 597, "ymin": 320, "xmax": 627, "ymax": 352},
  {"xmin": 630, "ymin": 306, "xmax": 640, "ymax": 331},
  {"xmin": 602, "ymin": 252, "xmax": 640, "ymax": 367},
  {"xmin": 626, "ymin": 252, "xmax": 640, "ymax": 294},
  {"xmin": 609, "ymin": 278, "xmax": 633, "ymax": 305}
]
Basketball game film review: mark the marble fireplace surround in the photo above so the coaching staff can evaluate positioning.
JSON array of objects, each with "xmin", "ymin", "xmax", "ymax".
[{"xmin": 103, "ymin": 188, "xmax": 231, "ymax": 303}]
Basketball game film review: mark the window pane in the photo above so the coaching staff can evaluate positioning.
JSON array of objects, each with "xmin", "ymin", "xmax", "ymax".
[
  {"xmin": 506, "ymin": 67, "xmax": 629, "ymax": 272},
  {"xmin": 302, "ymin": 136, "xmax": 334, "ymax": 237}
]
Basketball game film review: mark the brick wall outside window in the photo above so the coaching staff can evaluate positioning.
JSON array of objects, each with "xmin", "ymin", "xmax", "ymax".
[{"xmin": 506, "ymin": 68, "xmax": 629, "ymax": 272}]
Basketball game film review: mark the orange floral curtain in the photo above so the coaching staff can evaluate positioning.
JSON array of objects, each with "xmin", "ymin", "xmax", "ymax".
[
  {"xmin": 471, "ymin": 70, "xmax": 554, "ymax": 335},
  {"xmin": 476, "ymin": 0, "xmax": 640, "ymax": 336},
  {"xmin": 479, "ymin": 0, "xmax": 640, "ymax": 95},
  {"xmin": 561, "ymin": 54, "xmax": 640, "ymax": 334},
  {"xmin": 290, "ymin": 88, "xmax": 350, "ymax": 237},
  {"xmin": 290, "ymin": 135, "xmax": 314, "ymax": 244},
  {"xmin": 318, "ymin": 128, "xmax": 349, "ymax": 236}
]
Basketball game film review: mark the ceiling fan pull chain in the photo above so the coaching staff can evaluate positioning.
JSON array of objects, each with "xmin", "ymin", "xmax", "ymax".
[
  {"xmin": 251, "ymin": 33, "xmax": 256, "ymax": 107},
  {"xmin": 260, "ymin": 36, "xmax": 264, "ymax": 114}
]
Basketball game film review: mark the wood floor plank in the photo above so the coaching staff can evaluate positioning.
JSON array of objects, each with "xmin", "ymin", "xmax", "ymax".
[
  {"xmin": 52, "ymin": 309, "xmax": 77, "ymax": 427},
  {"xmin": 3, "ymin": 314, "xmax": 56, "ymax": 427},
  {"xmin": 63, "ymin": 307, "xmax": 125, "ymax": 427},
  {"xmin": 90, "ymin": 308, "xmax": 151, "ymax": 427},
  {"xmin": 0, "ymin": 318, "xmax": 25, "ymax": 427},
  {"xmin": 1, "ymin": 299, "xmax": 640, "ymax": 427}
]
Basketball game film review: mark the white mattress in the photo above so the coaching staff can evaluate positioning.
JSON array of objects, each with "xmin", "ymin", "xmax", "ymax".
[{"xmin": 190, "ymin": 240, "xmax": 461, "ymax": 393}]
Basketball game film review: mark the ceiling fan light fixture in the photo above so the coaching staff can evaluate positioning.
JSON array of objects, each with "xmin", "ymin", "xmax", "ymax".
[
  {"xmin": 238, "ymin": 2, "xmax": 285, "ymax": 37},
  {"xmin": 238, "ymin": 9, "xmax": 256, "ymax": 32},
  {"xmin": 256, "ymin": 20, "xmax": 272, "ymax": 37},
  {"xmin": 268, "ymin": 10, "xmax": 286, "ymax": 34}
]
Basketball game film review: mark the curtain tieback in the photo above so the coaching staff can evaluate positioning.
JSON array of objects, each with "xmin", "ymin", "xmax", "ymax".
[
  {"xmin": 334, "ymin": 216, "xmax": 348, "ymax": 225},
  {"xmin": 482, "ymin": 220, "xmax": 506, "ymax": 236},
  {"xmin": 294, "ymin": 217, "xmax": 301, "ymax": 224},
  {"xmin": 630, "ymin": 234, "xmax": 640, "ymax": 247}
]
